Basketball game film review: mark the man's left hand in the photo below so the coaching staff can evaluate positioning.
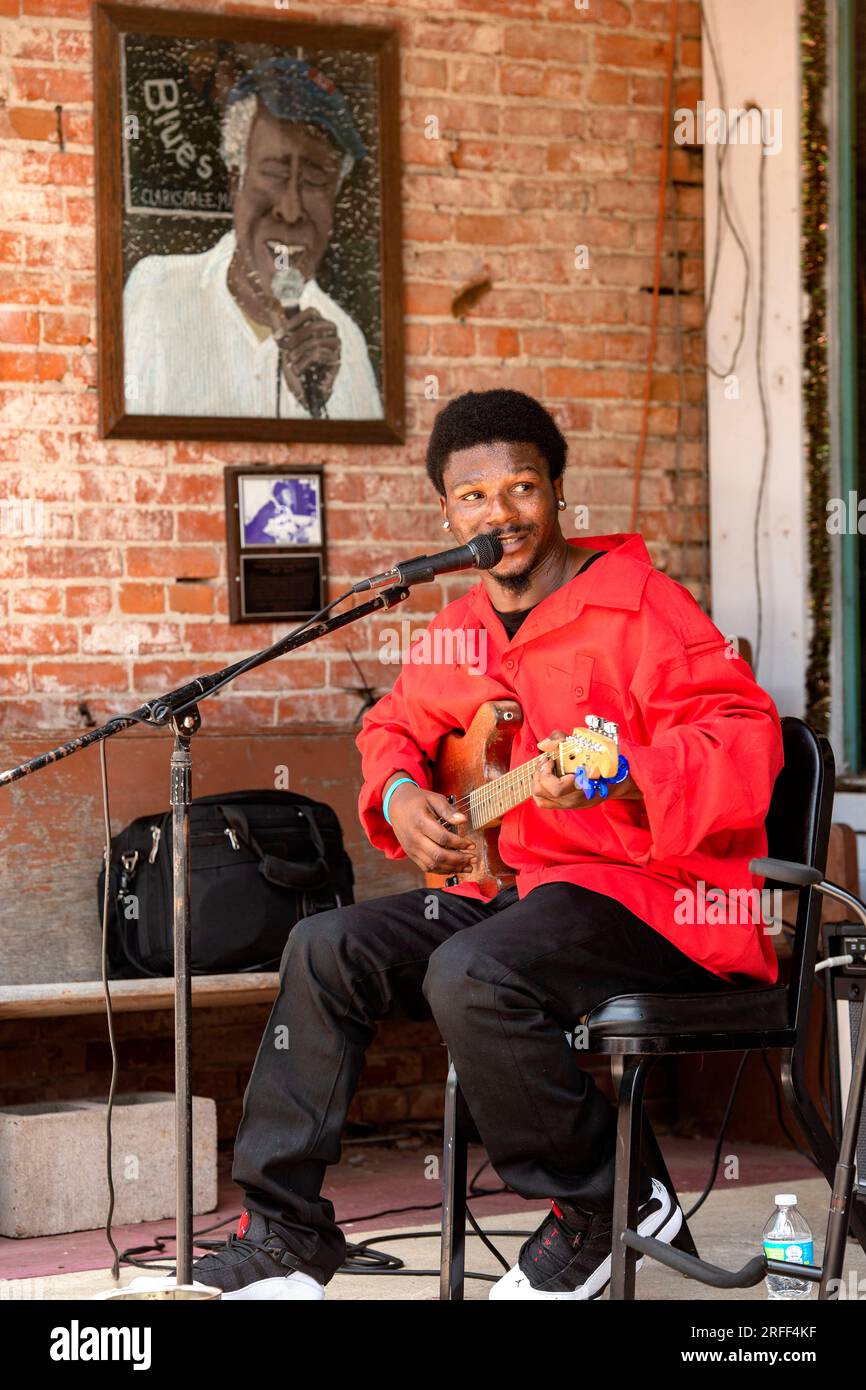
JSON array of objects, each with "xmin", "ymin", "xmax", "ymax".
[{"xmin": 532, "ymin": 729, "xmax": 643, "ymax": 810}]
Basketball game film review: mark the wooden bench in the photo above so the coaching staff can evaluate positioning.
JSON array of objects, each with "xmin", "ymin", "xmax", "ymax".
[{"xmin": 0, "ymin": 973, "xmax": 280, "ymax": 1019}]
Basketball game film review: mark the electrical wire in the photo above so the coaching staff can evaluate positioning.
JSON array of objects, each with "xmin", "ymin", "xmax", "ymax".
[{"xmin": 684, "ymin": 1050, "xmax": 751, "ymax": 1219}]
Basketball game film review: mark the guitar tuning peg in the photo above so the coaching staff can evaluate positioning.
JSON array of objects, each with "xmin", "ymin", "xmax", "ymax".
[
  {"xmin": 602, "ymin": 719, "xmax": 618, "ymax": 740},
  {"xmin": 585, "ymin": 714, "xmax": 602, "ymax": 732}
]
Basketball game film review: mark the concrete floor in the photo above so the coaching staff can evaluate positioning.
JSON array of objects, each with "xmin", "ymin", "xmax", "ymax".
[{"xmin": 2, "ymin": 1176, "xmax": 863, "ymax": 1301}]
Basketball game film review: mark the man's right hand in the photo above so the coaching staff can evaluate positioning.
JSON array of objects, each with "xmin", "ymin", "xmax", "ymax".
[{"xmin": 386, "ymin": 782, "xmax": 478, "ymax": 876}]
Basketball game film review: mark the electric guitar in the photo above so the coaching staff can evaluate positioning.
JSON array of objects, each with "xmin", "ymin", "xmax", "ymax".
[{"xmin": 425, "ymin": 700, "xmax": 620, "ymax": 896}]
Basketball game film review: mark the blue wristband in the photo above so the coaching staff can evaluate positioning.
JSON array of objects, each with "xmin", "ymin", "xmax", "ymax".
[
  {"xmin": 574, "ymin": 754, "xmax": 630, "ymax": 801},
  {"xmin": 383, "ymin": 776, "xmax": 418, "ymax": 825}
]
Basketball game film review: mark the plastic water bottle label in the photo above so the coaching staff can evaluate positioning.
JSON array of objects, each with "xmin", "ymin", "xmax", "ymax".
[{"xmin": 763, "ymin": 1239, "xmax": 813, "ymax": 1265}]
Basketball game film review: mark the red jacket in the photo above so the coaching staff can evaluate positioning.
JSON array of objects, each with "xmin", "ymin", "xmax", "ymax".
[{"xmin": 356, "ymin": 533, "xmax": 785, "ymax": 984}]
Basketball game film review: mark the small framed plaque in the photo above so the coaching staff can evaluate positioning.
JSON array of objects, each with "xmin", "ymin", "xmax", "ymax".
[{"xmin": 225, "ymin": 464, "xmax": 327, "ymax": 622}]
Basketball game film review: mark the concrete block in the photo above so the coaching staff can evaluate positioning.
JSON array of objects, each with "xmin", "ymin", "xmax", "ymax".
[{"xmin": 0, "ymin": 1092, "xmax": 217, "ymax": 1238}]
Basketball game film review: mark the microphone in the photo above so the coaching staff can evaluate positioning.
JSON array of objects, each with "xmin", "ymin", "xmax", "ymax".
[
  {"xmin": 351, "ymin": 531, "xmax": 504, "ymax": 593},
  {"xmin": 271, "ymin": 264, "xmax": 325, "ymax": 418}
]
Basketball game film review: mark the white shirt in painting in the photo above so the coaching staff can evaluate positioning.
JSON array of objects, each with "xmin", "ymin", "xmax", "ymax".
[{"xmin": 122, "ymin": 229, "xmax": 383, "ymax": 420}]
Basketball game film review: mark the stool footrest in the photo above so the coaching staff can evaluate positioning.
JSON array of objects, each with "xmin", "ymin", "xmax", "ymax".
[{"xmin": 622, "ymin": 1229, "xmax": 768, "ymax": 1288}]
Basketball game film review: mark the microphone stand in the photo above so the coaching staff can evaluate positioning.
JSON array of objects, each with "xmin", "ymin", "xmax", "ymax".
[{"xmin": 0, "ymin": 582, "xmax": 412, "ymax": 1287}]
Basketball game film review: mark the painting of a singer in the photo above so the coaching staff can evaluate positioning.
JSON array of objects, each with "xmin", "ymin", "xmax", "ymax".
[
  {"xmin": 95, "ymin": 9, "xmax": 403, "ymax": 440},
  {"xmin": 124, "ymin": 57, "xmax": 381, "ymax": 422}
]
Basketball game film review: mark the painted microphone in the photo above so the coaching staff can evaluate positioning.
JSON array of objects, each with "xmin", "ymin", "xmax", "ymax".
[{"xmin": 270, "ymin": 263, "xmax": 325, "ymax": 419}]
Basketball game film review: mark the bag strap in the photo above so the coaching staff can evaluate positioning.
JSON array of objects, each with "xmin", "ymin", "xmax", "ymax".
[{"xmin": 217, "ymin": 803, "xmax": 331, "ymax": 891}]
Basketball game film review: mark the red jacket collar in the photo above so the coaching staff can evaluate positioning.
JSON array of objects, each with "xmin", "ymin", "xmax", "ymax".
[{"xmin": 466, "ymin": 533, "xmax": 654, "ymax": 647}]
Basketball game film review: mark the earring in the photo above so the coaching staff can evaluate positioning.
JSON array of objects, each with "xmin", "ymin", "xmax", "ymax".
[
  {"xmin": 557, "ymin": 500, "xmax": 566, "ymax": 510},
  {"xmin": 442, "ymin": 520, "xmax": 450, "ymax": 529}
]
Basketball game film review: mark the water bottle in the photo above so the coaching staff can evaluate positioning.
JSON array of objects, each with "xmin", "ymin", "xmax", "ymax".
[{"xmin": 762, "ymin": 1194, "xmax": 813, "ymax": 1299}]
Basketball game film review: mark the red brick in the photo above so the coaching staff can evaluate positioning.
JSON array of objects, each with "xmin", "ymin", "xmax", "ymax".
[
  {"xmin": 504, "ymin": 26, "xmax": 587, "ymax": 63},
  {"xmin": 126, "ymin": 546, "xmax": 220, "ymax": 580},
  {"xmin": 81, "ymin": 621, "xmax": 181, "ymax": 656},
  {"xmin": 500, "ymin": 63, "xmax": 545, "ymax": 98},
  {"xmin": 545, "ymin": 366, "xmax": 632, "ymax": 399},
  {"xmin": 0, "ymin": 350, "xmax": 66, "ymax": 382},
  {"xmin": 0, "ymin": 271, "xmax": 64, "ymax": 305},
  {"xmin": 23, "ymin": 0, "xmax": 89, "ymax": 13},
  {"xmin": 455, "ymin": 213, "xmax": 542, "ymax": 246},
  {"xmin": 12, "ymin": 65, "xmax": 92, "ymax": 104},
  {"xmin": 404, "ymin": 55, "xmax": 447, "ymax": 88},
  {"xmin": 27, "ymin": 545, "xmax": 122, "ymax": 578},
  {"xmin": 5, "ymin": 107, "xmax": 58, "ymax": 141},
  {"xmin": 32, "ymin": 660, "xmax": 128, "ymax": 693},
  {"xmin": 176, "ymin": 511, "xmax": 224, "ymax": 543},
  {"xmin": 0, "ymin": 309, "xmax": 39, "ymax": 344},
  {"xmin": 403, "ymin": 208, "xmax": 452, "ymax": 243},
  {"xmin": 413, "ymin": 20, "xmax": 501, "ymax": 55},
  {"xmin": 119, "ymin": 583, "xmax": 164, "ymax": 615},
  {"xmin": 0, "ymin": 622, "xmax": 78, "ymax": 654},
  {"xmin": 0, "ymin": 664, "xmax": 29, "ymax": 695},
  {"xmin": 77, "ymin": 508, "xmax": 173, "ymax": 542},
  {"xmin": 65, "ymin": 585, "xmax": 111, "ymax": 617},
  {"xmin": 168, "ymin": 583, "xmax": 214, "ymax": 615},
  {"xmin": 55, "ymin": 28, "xmax": 91, "ymax": 62},
  {"xmin": 133, "ymin": 474, "xmax": 223, "ymax": 507},
  {"xmin": 405, "ymin": 282, "xmax": 458, "ymax": 315},
  {"xmin": 41, "ymin": 311, "xmax": 92, "ymax": 346},
  {"xmin": 594, "ymin": 35, "xmax": 670, "ymax": 70},
  {"xmin": 12, "ymin": 586, "xmax": 62, "ymax": 615},
  {"xmin": 476, "ymin": 326, "xmax": 520, "ymax": 358}
]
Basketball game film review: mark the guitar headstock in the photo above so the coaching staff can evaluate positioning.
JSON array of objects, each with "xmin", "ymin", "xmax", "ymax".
[{"xmin": 555, "ymin": 715, "xmax": 619, "ymax": 779}]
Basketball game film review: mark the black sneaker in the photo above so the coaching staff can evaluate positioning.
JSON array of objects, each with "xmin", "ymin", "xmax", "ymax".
[
  {"xmin": 489, "ymin": 1177, "xmax": 681, "ymax": 1300},
  {"xmin": 166, "ymin": 1209, "xmax": 326, "ymax": 1301}
]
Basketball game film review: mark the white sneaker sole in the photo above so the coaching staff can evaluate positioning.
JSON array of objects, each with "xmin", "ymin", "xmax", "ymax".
[
  {"xmin": 220, "ymin": 1273, "xmax": 325, "ymax": 1301},
  {"xmin": 488, "ymin": 1177, "xmax": 681, "ymax": 1301}
]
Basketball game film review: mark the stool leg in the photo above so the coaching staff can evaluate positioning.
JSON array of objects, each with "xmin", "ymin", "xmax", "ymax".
[
  {"xmin": 639, "ymin": 1111, "xmax": 700, "ymax": 1260},
  {"xmin": 610, "ymin": 1056, "xmax": 699, "ymax": 1260},
  {"xmin": 440, "ymin": 1057, "xmax": 468, "ymax": 1300},
  {"xmin": 609, "ymin": 1055, "xmax": 649, "ymax": 1301}
]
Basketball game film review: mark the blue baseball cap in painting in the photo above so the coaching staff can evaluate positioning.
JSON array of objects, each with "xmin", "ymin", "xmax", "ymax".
[{"xmin": 225, "ymin": 57, "xmax": 367, "ymax": 161}]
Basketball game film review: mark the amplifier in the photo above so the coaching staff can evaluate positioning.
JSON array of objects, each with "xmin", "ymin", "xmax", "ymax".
[{"xmin": 823, "ymin": 922, "xmax": 866, "ymax": 1200}]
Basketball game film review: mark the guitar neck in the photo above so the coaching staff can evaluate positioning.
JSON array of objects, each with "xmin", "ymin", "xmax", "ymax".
[
  {"xmin": 467, "ymin": 728, "xmax": 616, "ymax": 830},
  {"xmin": 467, "ymin": 753, "xmax": 550, "ymax": 830}
]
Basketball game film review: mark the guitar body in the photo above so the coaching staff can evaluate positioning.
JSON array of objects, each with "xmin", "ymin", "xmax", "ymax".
[{"xmin": 425, "ymin": 699, "xmax": 523, "ymax": 896}]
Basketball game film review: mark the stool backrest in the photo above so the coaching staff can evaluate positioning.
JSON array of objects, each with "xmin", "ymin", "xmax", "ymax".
[{"xmin": 762, "ymin": 716, "xmax": 835, "ymax": 1027}]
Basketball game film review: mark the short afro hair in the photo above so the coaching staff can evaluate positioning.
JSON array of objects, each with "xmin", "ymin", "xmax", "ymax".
[{"xmin": 425, "ymin": 389, "xmax": 568, "ymax": 496}]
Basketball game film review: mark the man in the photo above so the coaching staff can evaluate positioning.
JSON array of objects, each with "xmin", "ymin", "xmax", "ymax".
[
  {"xmin": 186, "ymin": 389, "xmax": 784, "ymax": 1301},
  {"xmin": 123, "ymin": 57, "xmax": 383, "ymax": 419}
]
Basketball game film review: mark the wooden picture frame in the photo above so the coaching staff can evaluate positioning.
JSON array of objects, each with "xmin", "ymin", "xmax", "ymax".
[
  {"xmin": 93, "ymin": 3, "xmax": 405, "ymax": 443},
  {"xmin": 224, "ymin": 464, "xmax": 328, "ymax": 623}
]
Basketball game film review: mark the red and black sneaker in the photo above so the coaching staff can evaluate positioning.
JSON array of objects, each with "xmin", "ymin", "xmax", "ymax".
[
  {"xmin": 187, "ymin": 1209, "xmax": 325, "ymax": 1301},
  {"xmin": 489, "ymin": 1178, "xmax": 681, "ymax": 1300}
]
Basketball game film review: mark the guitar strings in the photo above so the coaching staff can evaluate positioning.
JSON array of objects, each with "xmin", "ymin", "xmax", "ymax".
[{"xmin": 442, "ymin": 733, "xmax": 613, "ymax": 830}]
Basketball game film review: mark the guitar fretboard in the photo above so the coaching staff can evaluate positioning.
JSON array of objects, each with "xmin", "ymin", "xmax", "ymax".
[{"xmin": 468, "ymin": 733, "xmax": 613, "ymax": 829}]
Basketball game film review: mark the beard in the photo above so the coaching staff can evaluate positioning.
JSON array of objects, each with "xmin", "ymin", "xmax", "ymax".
[{"xmin": 492, "ymin": 562, "xmax": 535, "ymax": 598}]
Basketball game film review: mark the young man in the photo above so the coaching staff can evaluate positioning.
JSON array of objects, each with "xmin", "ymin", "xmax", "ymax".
[{"xmin": 188, "ymin": 389, "xmax": 784, "ymax": 1300}]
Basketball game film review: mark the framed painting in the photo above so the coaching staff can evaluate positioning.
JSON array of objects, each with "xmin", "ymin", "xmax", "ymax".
[{"xmin": 93, "ymin": 4, "xmax": 405, "ymax": 443}]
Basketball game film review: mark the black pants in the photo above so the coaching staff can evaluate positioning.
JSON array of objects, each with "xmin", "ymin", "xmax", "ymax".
[{"xmin": 231, "ymin": 881, "xmax": 733, "ymax": 1284}]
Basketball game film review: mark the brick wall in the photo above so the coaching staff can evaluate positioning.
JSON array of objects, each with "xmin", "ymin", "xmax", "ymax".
[
  {"xmin": 0, "ymin": 0, "xmax": 706, "ymax": 1140},
  {"xmin": 0, "ymin": 0, "xmax": 706, "ymax": 735},
  {"xmin": 0, "ymin": 1004, "xmax": 679, "ymax": 1142}
]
